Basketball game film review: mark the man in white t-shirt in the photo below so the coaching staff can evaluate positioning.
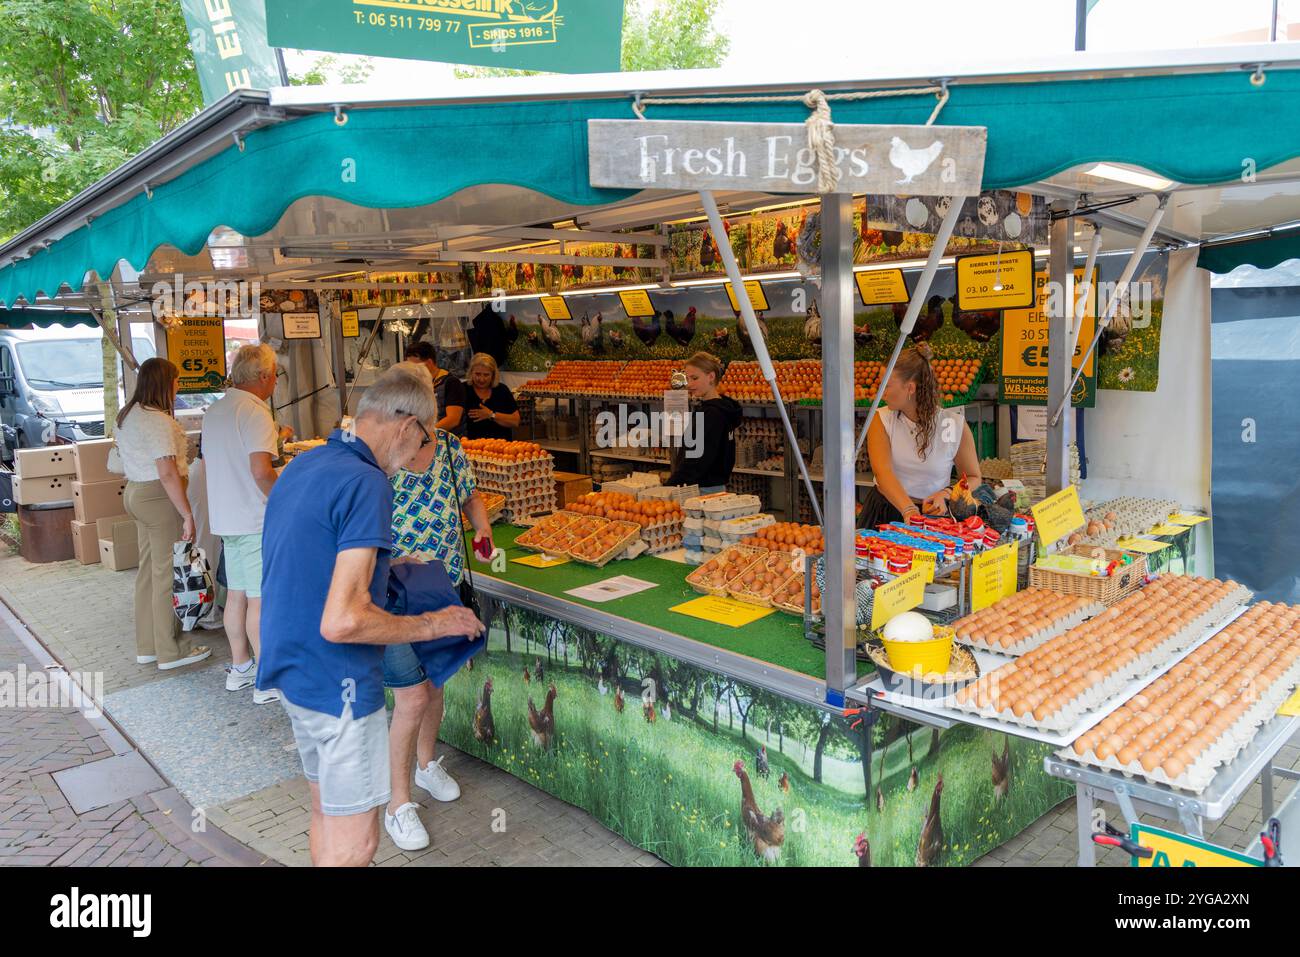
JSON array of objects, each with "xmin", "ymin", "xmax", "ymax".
[{"xmin": 201, "ymin": 344, "xmax": 285, "ymax": 704}]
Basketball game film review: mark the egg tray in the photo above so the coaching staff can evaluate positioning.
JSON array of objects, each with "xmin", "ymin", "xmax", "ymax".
[
  {"xmin": 685, "ymin": 545, "xmax": 767, "ymax": 597},
  {"xmin": 949, "ymin": 587, "xmax": 1252, "ymax": 733},
  {"xmin": 566, "ymin": 521, "xmax": 644, "ymax": 567},
  {"xmin": 725, "ymin": 552, "xmax": 801, "ymax": 607},
  {"xmin": 954, "ymin": 595, "xmax": 1106, "ymax": 657},
  {"xmin": 514, "ymin": 511, "xmax": 583, "ymax": 549},
  {"xmin": 717, "ymin": 514, "xmax": 776, "ymax": 539},
  {"xmin": 1062, "ymin": 657, "xmax": 1300, "ymax": 794},
  {"xmin": 644, "ymin": 534, "xmax": 683, "ymax": 555}
]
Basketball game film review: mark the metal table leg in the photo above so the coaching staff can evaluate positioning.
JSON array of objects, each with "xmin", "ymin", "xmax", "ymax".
[
  {"xmin": 1263, "ymin": 762, "xmax": 1275, "ymax": 821},
  {"xmin": 1076, "ymin": 785, "xmax": 1097, "ymax": 867}
]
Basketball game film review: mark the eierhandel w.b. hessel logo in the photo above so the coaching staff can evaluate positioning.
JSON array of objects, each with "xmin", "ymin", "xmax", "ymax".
[{"xmin": 352, "ymin": 0, "xmax": 566, "ymax": 49}]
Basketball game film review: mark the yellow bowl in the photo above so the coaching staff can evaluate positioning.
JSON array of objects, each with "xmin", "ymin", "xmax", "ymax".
[{"xmin": 881, "ymin": 628, "xmax": 954, "ymax": 675}]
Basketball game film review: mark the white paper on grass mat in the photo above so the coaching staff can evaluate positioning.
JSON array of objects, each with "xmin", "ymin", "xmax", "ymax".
[{"xmin": 566, "ymin": 576, "xmax": 658, "ymax": 603}]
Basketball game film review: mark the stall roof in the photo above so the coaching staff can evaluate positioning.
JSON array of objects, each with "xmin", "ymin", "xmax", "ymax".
[
  {"xmin": 5, "ymin": 43, "xmax": 1300, "ymax": 307},
  {"xmin": 0, "ymin": 308, "xmax": 97, "ymax": 330}
]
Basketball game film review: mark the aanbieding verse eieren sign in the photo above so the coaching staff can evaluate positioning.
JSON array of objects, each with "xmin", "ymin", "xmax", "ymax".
[{"xmin": 589, "ymin": 120, "xmax": 986, "ymax": 196}]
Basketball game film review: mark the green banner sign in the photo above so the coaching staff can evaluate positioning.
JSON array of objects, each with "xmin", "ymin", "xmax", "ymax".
[
  {"xmin": 179, "ymin": 0, "xmax": 285, "ymax": 105},
  {"xmin": 264, "ymin": 0, "xmax": 624, "ymax": 74}
]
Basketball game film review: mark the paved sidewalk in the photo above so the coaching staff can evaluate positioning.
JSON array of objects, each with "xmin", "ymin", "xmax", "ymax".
[{"xmin": 0, "ymin": 599, "xmax": 267, "ymax": 867}]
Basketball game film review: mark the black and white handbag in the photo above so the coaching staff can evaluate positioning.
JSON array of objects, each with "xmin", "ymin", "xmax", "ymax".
[{"xmin": 172, "ymin": 540, "xmax": 215, "ymax": 631}]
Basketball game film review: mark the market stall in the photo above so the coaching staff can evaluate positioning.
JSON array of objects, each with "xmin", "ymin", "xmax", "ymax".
[{"xmin": 4, "ymin": 45, "xmax": 1300, "ymax": 866}]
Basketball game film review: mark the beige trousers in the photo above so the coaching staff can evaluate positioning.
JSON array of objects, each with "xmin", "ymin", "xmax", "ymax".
[{"xmin": 124, "ymin": 480, "xmax": 187, "ymax": 664}]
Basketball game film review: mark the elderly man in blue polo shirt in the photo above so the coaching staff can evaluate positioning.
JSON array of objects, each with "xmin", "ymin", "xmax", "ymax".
[{"xmin": 258, "ymin": 365, "xmax": 483, "ymax": 867}]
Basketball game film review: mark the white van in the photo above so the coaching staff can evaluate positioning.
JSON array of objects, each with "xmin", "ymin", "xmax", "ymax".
[{"xmin": 0, "ymin": 326, "xmax": 169, "ymax": 460}]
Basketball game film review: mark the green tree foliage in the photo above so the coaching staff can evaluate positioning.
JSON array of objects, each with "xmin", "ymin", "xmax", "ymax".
[
  {"xmin": 456, "ymin": 0, "xmax": 730, "ymax": 78},
  {"xmin": 288, "ymin": 52, "xmax": 374, "ymax": 86},
  {"xmin": 0, "ymin": 0, "xmax": 202, "ymax": 239}
]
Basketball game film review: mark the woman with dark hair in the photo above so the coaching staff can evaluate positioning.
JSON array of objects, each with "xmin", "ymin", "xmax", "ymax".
[
  {"xmin": 667, "ymin": 351, "xmax": 741, "ymax": 494},
  {"xmin": 863, "ymin": 345, "xmax": 985, "ymax": 527},
  {"xmin": 114, "ymin": 358, "xmax": 210, "ymax": 670}
]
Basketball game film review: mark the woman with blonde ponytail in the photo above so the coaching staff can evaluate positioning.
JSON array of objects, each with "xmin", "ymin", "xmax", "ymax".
[{"xmin": 862, "ymin": 343, "xmax": 986, "ymax": 527}]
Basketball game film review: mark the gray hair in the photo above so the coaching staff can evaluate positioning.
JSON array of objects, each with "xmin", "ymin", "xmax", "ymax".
[
  {"xmin": 229, "ymin": 343, "xmax": 277, "ymax": 385},
  {"xmin": 356, "ymin": 364, "xmax": 438, "ymax": 425}
]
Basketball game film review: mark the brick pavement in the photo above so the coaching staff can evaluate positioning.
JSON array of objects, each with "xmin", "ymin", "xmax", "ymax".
[
  {"xmin": 0, "ymin": 596, "xmax": 267, "ymax": 867},
  {"xmin": 2, "ymin": 550, "xmax": 1296, "ymax": 867}
]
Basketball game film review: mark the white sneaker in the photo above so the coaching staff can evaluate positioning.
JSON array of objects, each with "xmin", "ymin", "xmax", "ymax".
[
  {"xmin": 158, "ymin": 646, "xmax": 212, "ymax": 671},
  {"xmin": 384, "ymin": 802, "xmax": 430, "ymax": 851},
  {"xmin": 225, "ymin": 663, "xmax": 256, "ymax": 691},
  {"xmin": 252, "ymin": 686, "xmax": 281, "ymax": 705},
  {"xmin": 136, "ymin": 655, "xmax": 157, "ymax": 665},
  {"xmin": 415, "ymin": 756, "xmax": 461, "ymax": 802}
]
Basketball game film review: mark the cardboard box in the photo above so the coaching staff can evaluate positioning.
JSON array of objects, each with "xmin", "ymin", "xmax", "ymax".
[
  {"xmin": 12, "ymin": 473, "xmax": 76, "ymax": 505},
  {"xmin": 73, "ymin": 478, "xmax": 127, "ymax": 524},
  {"xmin": 96, "ymin": 516, "xmax": 138, "ymax": 571},
  {"xmin": 73, "ymin": 439, "xmax": 119, "ymax": 484},
  {"xmin": 553, "ymin": 471, "xmax": 593, "ymax": 507},
  {"xmin": 15, "ymin": 446, "xmax": 75, "ymax": 479},
  {"xmin": 69, "ymin": 518, "xmax": 101, "ymax": 565}
]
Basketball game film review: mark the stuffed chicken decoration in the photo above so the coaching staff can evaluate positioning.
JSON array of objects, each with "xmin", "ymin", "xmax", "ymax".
[{"xmin": 172, "ymin": 541, "xmax": 215, "ymax": 631}]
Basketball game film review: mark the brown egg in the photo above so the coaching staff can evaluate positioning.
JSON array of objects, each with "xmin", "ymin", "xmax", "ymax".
[
  {"xmin": 1161, "ymin": 755, "xmax": 1187, "ymax": 778},
  {"xmin": 1117, "ymin": 744, "xmax": 1142, "ymax": 766}
]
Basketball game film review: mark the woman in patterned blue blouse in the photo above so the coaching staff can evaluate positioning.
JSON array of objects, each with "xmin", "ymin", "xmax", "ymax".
[{"xmin": 381, "ymin": 368, "xmax": 495, "ymax": 851}]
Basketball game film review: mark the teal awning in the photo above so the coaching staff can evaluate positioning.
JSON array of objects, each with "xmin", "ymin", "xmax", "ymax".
[
  {"xmin": 0, "ymin": 309, "xmax": 96, "ymax": 329},
  {"xmin": 3, "ymin": 68, "xmax": 1300, "ymax": 306},
  {"xmin": 1198, "ymin": 232, "xmax": 1300, "ymax": 275}
]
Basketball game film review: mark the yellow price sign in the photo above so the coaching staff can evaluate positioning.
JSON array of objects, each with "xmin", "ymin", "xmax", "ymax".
[
  {"xmin": 341, "ymin": 309, "xmax": 360, "ymax": 338},
  {"xmin": 618, "ymin": 288, "xmax": 656, "ymax": 318},
  {"xmin": 1031, "ymin": 485, "xmax": 1085, "ymax": 548},
  {"xmin": 1131, "ymin": 824, "xmax": 1259, "ymax": 868},
  {"xmin": 955, "ymin": 249, "xmax": 1035, "ymax": 310},
  {"xmin": 724, "ymin": 280, "xmax": 770, "ymax": 314},
  {"xmin": 971, "ymin": 541, "xmax": 1019, "ymax": 611},
  {"xmin": 166, "ymin": 316, "xmax": 226, "ymax": 394},
  {"xmin": 671, "ymin": 595, "xmax": 774, "ymax": 628},
  {"xmin": 1150, "ymin": 523, "xmax": 1191, "ymax": 536},
  {"xmin": 512, "ymin": 554, "xmax": 570, "ymax": 569},
  {"xmin": 871, "ymin": 567, "xmax": 927, "ymax": 630},
  {"xmin": 540, "ymin": 296, "xmax": 572, "ymax": 321},
  {"xmin": 1278, "ymin": 686, "xmax": 1300, "ymax": 717},
  {"xmin": 911, "ymin": 550, "xmax": 936, "ymax": 584},
  {"xmin": 1115, "ymin": 537, "xmax": 1171, "ymax": 555},
  {"xmin": 854, "ymin": 268, "xmax": 909, "ymax": 306}
]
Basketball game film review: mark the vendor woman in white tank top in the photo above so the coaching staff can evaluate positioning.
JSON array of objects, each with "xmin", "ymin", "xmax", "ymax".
[{"xmin": 862, "ymin": 345, "xmax": 986, "ymax": 526}]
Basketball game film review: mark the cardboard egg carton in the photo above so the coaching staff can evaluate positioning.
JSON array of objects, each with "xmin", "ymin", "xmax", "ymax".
[
  {"xmin": 699, "ymin": 493, "xmax": 763, "ymax": 522},
  {"xmin": 638, "ymin": 484, "xmax": 699, "ymax": 505},
  {"xmin": 716, "ymin": 514, "xmax": 776, "ymax": 544},
  {"xmin": 1063, "ymin": 652, "xmax": 1300, "ymax": 794},
  {"xmin": 684, "ymin": 491, "xmax": 735, "ymax": 519},
  {"xmin": 951, "ymin": 585, "xmax": 1251, "ymax": 733},
  {"xmin": 954, "ymin": 593, "xmax": 1106, "ymax": 656}
]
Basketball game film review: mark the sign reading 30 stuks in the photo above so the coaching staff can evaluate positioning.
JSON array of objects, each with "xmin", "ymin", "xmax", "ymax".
[{"xmin": 589, "ymin": 120, "xmax": 987, "ymax": 196}]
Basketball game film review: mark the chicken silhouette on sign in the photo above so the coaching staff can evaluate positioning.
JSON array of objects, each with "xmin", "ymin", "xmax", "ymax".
[{"xmin": 889, "ymin": 137, "xmax": 944, "ymax": 185}]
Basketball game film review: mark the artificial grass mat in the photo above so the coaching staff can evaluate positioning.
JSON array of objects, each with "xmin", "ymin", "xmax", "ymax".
[{"xmin": 472, "ymin": 525, "xmax": 833, "ymax": 679}]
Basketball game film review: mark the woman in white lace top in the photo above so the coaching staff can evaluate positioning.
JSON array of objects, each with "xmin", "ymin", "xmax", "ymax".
[{"xmin": 114, "ymin": 358, "xmax": 210, "ymax": 671}]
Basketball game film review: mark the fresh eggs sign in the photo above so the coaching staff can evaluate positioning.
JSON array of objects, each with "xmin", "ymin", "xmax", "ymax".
[
  {"xmin": 588, "ymin": 120, "xmax": 987, "ymax": 196},
  {"xmin": 265, "ymin": 0, "xmax": 625, "ymax": 74}
]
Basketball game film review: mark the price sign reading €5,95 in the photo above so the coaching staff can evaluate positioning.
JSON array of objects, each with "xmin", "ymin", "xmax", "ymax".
[
  {"xmin": 166, "ymin": 316, "xmax": 226, "ymax": 394},
  {"xmin": 972, "ymin": 541, "xmax": 1019, "ymax": 612}
]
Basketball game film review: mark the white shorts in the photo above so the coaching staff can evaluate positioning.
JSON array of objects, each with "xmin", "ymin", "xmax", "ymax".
[{"xmin": 281, "ymin": 698, "xmax": 391, "ymax": 816}]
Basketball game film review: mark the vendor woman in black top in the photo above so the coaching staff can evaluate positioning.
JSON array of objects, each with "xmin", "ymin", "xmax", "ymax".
[
  {"xmin": 668, "ymin": 352, "xmax": 742, "ymax": 493},
  {"xmin": 464, "ymin": 353, "xmax": 521, "ymax": 441}
]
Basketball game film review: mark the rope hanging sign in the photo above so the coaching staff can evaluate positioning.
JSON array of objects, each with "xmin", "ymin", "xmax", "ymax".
[{"xmin": 591, "ymin": 86, "xmax": 983, "ymax": 197}]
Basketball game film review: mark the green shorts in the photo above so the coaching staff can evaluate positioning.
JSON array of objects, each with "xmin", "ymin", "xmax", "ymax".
[{"xmin": 221, "ymin": 533, "xmax": 264, "ymax": 598}]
